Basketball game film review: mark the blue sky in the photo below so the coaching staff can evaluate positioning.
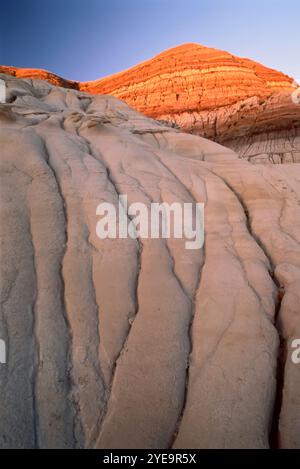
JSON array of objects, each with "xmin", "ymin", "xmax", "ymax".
[{"xmin": 0, "ymin": 0, "xmax": 299, "ymax": 81}]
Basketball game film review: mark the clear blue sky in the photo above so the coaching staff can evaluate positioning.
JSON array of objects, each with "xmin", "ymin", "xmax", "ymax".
[{"xmin": 0, "ymin": 0, "xmax": 299, "ymax": 81}]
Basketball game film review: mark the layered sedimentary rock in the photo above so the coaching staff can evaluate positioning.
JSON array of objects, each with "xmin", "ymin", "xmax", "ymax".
[
  {"xmin": 0, "ymin": 74, "xmax": 299, "ymax": 449},
  {"xmin": 2, "ymin": 43, "xmax": 300, "ymax": 162},
  {"xmin": 0, "ymin": 65, "xmax": 79, "ymax": 90},
  {"xmin": 81, "ymin": 43, "xmax": 300, "ymax": 164}
]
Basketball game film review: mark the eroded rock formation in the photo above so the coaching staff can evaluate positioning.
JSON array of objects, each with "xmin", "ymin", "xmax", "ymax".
[
  {"xmin": 2, "ymin": 43, "xmax": 300, "ymax": 162},
  {"xmin": 0, "ymin": 65, "xmax": 79, "ymax": 90},
  {"xmin": 0, "ymin": 74, "xmax": 299, "ymax": 448}
]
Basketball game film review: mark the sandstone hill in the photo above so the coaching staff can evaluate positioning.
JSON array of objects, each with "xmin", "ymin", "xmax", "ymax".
[
  {"xmin": 0, "ymin": 74, "xmax": 299, "ymax": 448},
  {"xmin": 1, "ymin": 43, "xmax": 300, "ymax": 162}
]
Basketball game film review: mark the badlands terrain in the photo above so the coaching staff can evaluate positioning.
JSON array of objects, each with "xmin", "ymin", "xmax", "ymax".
[
  {"xmin": 1, "ymin": 43, "xmax": 300, "ymax": 163},
  {"xmin": 0, "ymin": 72, "xmax": 299, "ymax": 449}
]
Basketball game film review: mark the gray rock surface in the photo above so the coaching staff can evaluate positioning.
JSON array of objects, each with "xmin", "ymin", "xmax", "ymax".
[{"xmin": 0, "ymin": 74, "xmax": 299, "ymax": 448}]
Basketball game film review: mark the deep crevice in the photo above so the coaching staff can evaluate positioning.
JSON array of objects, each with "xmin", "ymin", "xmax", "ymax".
[
  {"xmin": 42, "ymin": 138, "xmax": 80, "ymax": 448},
  {"xmin": 269, "ymin": 330, "xmax": 286, "ymax": 449},
  {"xmin": 208, "ymin": 167, "xmax": 287, "ymax": 449},
  {"xmin": 77, "ymin": 137, "xmax": 144, "ymax": 443}
]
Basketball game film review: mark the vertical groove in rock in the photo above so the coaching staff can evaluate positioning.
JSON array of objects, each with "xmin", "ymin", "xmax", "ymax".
[
  {"xmin": 208, "ymin": 161, "xmax": 300, "ymax": 448},
  {"xmin": 269, "ymin": 332, "xmax": 286, "ymax": 448},
  {"xmin": 67, "ymin": 136, "xmax": 142, "ymax": 444},
  {"xmin": 169, "ymin": 238, "xmax": 206, "ymax": 447},
  {"xmin": 41, "ymin": 139, "xmax": 79, "ymax": 447},
  {"xmin": 27, "ymin": 223, "xmax": 39, "ymax": 449},
  {"xmin": 88, "ymin": 140, "xmax": 198, "ymax": 445}
]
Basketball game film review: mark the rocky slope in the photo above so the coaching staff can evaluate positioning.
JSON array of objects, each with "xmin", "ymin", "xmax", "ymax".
[
  {"xmin": 0, "ymin": 64, "xmax": 78, "ymax": 90},
  {"xmin": 0, "ymin": 74, "xmax": 299, "ymax": 448},
  {"xmin": 1, "ymin": 43, "xmax": 300, "ymax": 162}
]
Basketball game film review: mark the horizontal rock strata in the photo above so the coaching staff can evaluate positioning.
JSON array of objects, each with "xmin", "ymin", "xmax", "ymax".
[{"xmin": 2, "ymin": 43, "xmax": 299, "ymax": 162}]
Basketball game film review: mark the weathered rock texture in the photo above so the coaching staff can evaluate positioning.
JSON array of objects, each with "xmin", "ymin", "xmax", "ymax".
[
  {"xmin": 2, "ymin": 43, "xmax": 300, "ymax": 162},
  {"xmin": 0, "ymin": 74, "xmax": 299, "ymax": 448},
  {"xmin": 0, "ymin": 65, "xmax": 79, "ymax": 90}
]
